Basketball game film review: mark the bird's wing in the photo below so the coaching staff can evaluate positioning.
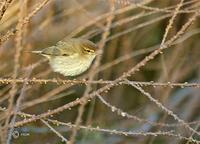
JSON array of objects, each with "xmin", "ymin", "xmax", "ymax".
[
  {"xmin": 56, "ymin": 40, "xmax": 77, "ymax": 55},
  {"xmin": 41, "ymin": 46, "xmax": 62, "ymax": 56},
  {"xmin": 56, "ymin": 38, "xmax": 97, "ymax": 55}
]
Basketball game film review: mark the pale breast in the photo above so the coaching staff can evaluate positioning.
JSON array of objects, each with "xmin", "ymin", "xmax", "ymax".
[{"xmin": 49, "ymin": 54, "xmax": 96, "ymax": 76}]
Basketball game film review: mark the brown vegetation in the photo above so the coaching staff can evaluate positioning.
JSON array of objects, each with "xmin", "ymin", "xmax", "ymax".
[{"xmin": 0, "ymin": 0, "xmax": 200, "ymax": 143}]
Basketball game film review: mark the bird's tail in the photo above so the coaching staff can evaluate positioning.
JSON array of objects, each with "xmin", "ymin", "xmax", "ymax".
[{"xmin": 24, "ymin": 51, "xmax": 42, "ymax": 54}]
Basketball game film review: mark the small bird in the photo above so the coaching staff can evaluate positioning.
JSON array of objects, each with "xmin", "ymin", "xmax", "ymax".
[{"xmin": 30, "ymin": 38, "xmax": 98, "ymax": 76}]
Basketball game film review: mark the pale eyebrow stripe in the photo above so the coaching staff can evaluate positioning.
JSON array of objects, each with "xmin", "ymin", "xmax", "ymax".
[{"xmin": 84, "ymin": 47, "xmax": 95, "ymax": 52}]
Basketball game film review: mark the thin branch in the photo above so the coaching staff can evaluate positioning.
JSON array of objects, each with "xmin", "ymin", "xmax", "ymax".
[
  {"xmin": 125, "ymin": 79, "xmax": 200, "ymax": 136},
  {"xmin": 41, "ymin": 119, "xmax": 68, "ymax": 143}
]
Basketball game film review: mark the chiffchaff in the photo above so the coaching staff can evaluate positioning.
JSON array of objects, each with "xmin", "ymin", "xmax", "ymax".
[{"xmin": 30, "ymin": 38, "xmax": 98, "ymax": 76}]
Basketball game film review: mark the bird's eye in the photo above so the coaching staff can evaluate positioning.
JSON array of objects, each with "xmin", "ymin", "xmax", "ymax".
[
  {"xmin": 86, "ymin": 49, "xmax": 91, "ymax": 53},
  {"xmin": 62, "ymin": 54, "xmax": 68, "ymax": 56},
  {"xmin": 84, "ymin": 48, "xmax": 94, "ymax": 53}
]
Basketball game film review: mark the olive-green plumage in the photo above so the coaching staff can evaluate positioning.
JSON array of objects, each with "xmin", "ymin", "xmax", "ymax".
[{"xmin": 31, "ymin": 38, "xmax": 98, "ymax": 76}]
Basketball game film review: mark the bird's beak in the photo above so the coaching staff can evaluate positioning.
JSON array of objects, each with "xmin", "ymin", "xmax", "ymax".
[{"xmin": 96, "ymin": 50, "xmax": 102, "ymax": 56}]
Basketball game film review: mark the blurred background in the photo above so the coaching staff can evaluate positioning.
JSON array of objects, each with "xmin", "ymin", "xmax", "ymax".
[{"xmin": 0, "ymin": 0, "xmax": 200, "ymax": 143}]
